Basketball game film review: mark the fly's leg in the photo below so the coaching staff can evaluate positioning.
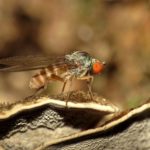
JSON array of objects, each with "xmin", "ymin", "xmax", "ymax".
[
  {"xmin": 61, "ymin": 80, "xmax": 69, "ymax": 107},
  {"xmin": 61, "ymin": 81, "xmax": 67, "ymax": 93},
  {"xmin": 77, "ymin": 76, "xmax": 94, "ymax": 100},
  {"xmin": 35, "ymin": 85, "xmax": 47, "ymax": 95},
  {"xmin": 28, "ymin": 85, "xmax": 47, "ymax": 99},
  {"xmin": 47, "ymin": 74, "xmax": 65, "ymax": 93},
  {"xmin": 47, "ymin": 74, "xmax": 72, "ymax": 107},
  {"xmin": 29, "ymin": 74, "xmax": 68, "ymax": 100},
  {"xmin": 62, "ymin": 75, "xmax": 73, "ymax": 107},
  {"xmin": 86, "ymin": 76, "xmax": 94, "ymax": 100},
  {"xmin": 65, "ymin": 78, "xmax": 73, "ymax": 107}
]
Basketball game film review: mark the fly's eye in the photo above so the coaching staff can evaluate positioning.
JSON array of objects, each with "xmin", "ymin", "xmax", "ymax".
[{"xmin": 92, "ymin": 62, "xmax": 104, "ymax": 74}]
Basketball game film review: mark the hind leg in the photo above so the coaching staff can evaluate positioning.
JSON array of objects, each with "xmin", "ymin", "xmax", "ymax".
[
  {"xmin": 27, "ymin": 85, "xmax": 46, "ymax": 99},
  {"xmin": 33, "ymin": 74, "xmax": 64, "ymax": 96}
]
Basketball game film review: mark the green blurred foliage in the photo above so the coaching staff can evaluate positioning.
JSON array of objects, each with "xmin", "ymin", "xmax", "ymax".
[{"xmin": 0, "ymin": 0, "xmax": 149, "ymax": 108}]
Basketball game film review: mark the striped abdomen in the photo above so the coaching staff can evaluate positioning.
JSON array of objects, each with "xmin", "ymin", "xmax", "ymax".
[{"xmin": 29, "ymin": 66, "xmax": 68, "ymax": 89}]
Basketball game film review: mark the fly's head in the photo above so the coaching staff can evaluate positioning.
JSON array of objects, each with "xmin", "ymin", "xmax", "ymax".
[{"xmin": 90, "ymin": 58, "xmax": 106, "ymax": 75}]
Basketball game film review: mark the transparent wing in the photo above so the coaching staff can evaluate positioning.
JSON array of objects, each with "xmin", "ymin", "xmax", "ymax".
[{"xmin": 0, "ymin": 55, "xmax": 74, "ymax": 72}]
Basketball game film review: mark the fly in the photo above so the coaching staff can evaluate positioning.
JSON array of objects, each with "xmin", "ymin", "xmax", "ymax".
[{"xmin": 0, "ymin": 51, "xmax": 105, "ymax": 101}]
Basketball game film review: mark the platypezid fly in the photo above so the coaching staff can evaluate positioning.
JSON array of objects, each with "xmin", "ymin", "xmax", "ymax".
[{"xmin": 0, "ymin": 51, "xmax": 105, "ymax": 102}]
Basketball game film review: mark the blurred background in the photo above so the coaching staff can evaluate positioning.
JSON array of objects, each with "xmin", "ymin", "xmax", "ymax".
[{"xmin": 0, "ymin": 0, "xmax": 149, "ymax": 109}]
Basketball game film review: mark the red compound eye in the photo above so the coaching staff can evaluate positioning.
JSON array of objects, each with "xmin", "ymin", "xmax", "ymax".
[{"xmin": 92, "ymin": 62, "xmax": 104, "ymax": 74}]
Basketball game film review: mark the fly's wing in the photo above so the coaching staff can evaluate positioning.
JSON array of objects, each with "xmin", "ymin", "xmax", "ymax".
[{"xmin": 0, "ymin": 55, "xmax": 76, "ymax": 72}]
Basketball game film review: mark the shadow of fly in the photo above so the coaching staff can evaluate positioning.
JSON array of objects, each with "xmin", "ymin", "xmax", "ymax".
[{"xmin": 0, "ymin": 51, "xmax": 105, "ymax": 104}]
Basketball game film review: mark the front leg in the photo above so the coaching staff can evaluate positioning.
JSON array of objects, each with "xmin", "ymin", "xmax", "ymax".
[
  {"xmin": 77, "ymin": 76, "xmax": 94, "ymax": 100},
  {"xmin": 86, "ymin": 76, "xmax": 94, "ymax": 100}
]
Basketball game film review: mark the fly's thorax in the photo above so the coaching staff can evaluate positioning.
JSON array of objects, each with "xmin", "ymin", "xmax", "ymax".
[{"xmin": 65, "ymin": 51, "xmax": 92, "ymax": 78}]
